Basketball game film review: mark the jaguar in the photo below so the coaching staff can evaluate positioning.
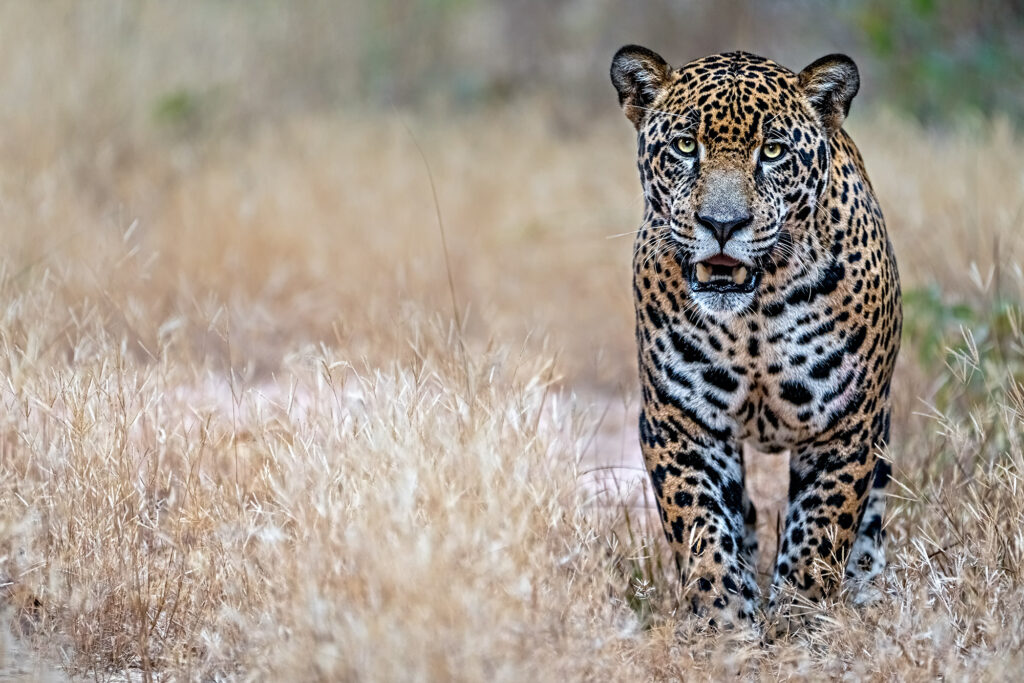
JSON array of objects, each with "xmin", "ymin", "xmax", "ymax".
[{"xmin": 610, "ymin": 46, "xmax": 901, "ymax": 628}]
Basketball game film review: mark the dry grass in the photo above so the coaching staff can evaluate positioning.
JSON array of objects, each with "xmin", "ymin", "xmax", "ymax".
[{"xmin": 0, "ymin": 9, "xmax": 1022, "ymax": 679}]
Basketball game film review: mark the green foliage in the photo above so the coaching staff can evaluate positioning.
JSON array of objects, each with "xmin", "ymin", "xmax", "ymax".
[
  {"xmin": 852, "ymin": 0, "xmax": 1024, "ymax": 123},
  {"xmin": 153, "ymin": 89, "xmax": 204, "ymax": 131},
  {"xmin": 902, "ymin": 286, "xmax": 976, "ymax": 365},
  {"xmin": 903, "ymin": 284, "xmax": 1024, "ymax": 460}
]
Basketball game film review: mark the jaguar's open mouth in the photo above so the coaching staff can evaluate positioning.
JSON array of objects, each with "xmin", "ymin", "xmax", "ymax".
[{"xmin": 687, "ymin": 254, "xmax": 760, "ymax": 294}]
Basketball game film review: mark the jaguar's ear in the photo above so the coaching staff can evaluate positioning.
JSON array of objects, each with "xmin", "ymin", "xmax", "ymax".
[
  {"xmin": 798, "ymin": 54, "xmax": 859, "ymax": 135},
  {"xmin": 611, "ymin": 45, "xmax": 671, "ymax": 129}
]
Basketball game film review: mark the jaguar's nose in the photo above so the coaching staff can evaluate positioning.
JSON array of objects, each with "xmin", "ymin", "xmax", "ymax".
[{"xmin": 695, "ymin": 211, "xmax": 753, "ymax": 248}]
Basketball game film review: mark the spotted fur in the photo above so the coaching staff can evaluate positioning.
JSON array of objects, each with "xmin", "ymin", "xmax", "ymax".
[{"xmin": 611, "ymin": 47, "xmax": 901, "ymax": 628}]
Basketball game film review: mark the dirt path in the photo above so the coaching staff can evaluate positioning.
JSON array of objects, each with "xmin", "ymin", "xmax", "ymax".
[{"xmin": 0, "ymin": 628, "xmax": 65, "ymax": 681}]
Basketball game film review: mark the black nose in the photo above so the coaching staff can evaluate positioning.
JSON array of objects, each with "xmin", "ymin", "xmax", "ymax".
[{"xmin": 695, "ymin": 211, "xmax": 753, "ymax": 247}]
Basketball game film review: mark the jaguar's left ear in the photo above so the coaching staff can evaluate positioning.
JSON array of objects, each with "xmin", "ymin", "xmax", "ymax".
[{"xmin": 798, "ymin": 54, "xmax": 859, "ymax": 135}]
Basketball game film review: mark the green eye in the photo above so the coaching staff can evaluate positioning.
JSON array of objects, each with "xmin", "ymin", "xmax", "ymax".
[
  {"xmin": 674, "ymin": 136, "xmax": 697, "ymax": 156},
  {"xmin": 762, "ymin": 142, "xmax": 786, "ymax": 160}
]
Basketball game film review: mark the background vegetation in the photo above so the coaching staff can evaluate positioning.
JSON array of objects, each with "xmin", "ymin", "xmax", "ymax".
[{"xmin": 0, "ymin": 1, "xmax": 1022, "ymax": 680}]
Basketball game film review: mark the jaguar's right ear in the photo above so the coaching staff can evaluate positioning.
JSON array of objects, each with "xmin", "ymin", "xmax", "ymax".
[{"xmin": 611, "ymin": 45, "xmax": 671, "ymax": 130}]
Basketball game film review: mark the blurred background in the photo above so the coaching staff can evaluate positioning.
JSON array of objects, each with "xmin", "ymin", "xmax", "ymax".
[
  {"xmin": 0, "ymin": 0, "xmax": 1020, "ymax": 393},
  {"xmin": 6, "ymin": 0, "xmax": 1022, "ymax": 129},
  {"xmin": 3, "ymin": 0, "xmax": 1021, "ymax": 187}
]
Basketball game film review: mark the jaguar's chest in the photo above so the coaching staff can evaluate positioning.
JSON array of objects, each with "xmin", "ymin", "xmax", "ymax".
[{"xmin": 645, "ymin": 293, "xmax": 869, "ymax": 448}]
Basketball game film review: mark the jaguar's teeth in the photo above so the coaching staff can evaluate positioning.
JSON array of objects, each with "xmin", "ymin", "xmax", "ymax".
[
  {"xmin": 733, "ymin": 266, "xmax": 747, "ymax": 285},
  {"xmin": 696, "ymin": 263, "xmax": 711, "ymax": 283}
]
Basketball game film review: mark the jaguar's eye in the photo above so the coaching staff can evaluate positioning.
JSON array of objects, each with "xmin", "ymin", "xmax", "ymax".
[
  {"xmin": 674, "ymin": 136, "xmax": 697, "ymax": 156},
  {"xmin": 761, "ymin": 142, "xmax": 786, "ymax": 161}
]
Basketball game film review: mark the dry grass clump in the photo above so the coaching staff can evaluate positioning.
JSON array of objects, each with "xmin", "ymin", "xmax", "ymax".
[
  {"xmin": 0, "ymin": 76, "xmax": 1021, "ymax": 679},
  {"xmin": 0, "ymin": 310, "xmax": 614, "ymax": 678}
]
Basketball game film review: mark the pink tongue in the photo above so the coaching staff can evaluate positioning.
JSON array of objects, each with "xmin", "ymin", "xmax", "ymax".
[{"xmin": 705, "ymin": 254, "xmax": 741, "ymax": 267}]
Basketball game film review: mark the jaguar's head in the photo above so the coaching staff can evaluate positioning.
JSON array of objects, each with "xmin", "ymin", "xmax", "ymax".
[{"xmin": 612, "ymin": 47, "xmax": 859, "ymax": 314}]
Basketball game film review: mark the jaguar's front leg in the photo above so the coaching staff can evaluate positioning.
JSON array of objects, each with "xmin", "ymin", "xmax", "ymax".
[
  {"xmin": 844, "ymin": 457, "xmax": 891, "ymax": 604},
  {"xmin": 640, "ymin": 406, "xmax": 760, "ymax": 627},
  {"xmin": 769, "ymin": 426, "xmax": 880, "ymax": 625}
]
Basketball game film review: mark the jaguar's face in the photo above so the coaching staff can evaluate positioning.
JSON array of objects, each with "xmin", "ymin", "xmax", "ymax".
[{"xmin": 612, "ymin": 48, "xmax": 859, "ymax": 314}]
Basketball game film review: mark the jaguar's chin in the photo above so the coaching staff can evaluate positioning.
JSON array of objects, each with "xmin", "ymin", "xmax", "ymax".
[{"xmin": 690, "ymin": 287, "xmax": 757, "ymax": 315}]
